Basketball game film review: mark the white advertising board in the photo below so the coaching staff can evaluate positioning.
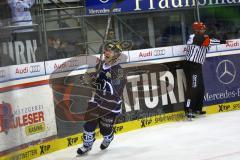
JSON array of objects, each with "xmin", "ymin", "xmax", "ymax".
[
  {"xmin": 129, "ymin": 47, "xmax": 173, "ymax": 62},
  {"xmin": 45, "ymin": 56, "xmax": 88, "ymax": 74},
  {"xmin": 8, "ymin": 62, "xmax": 45, "ymax": 80},
  {"xmin": 0, "ymin": 67, "xmax": 9, "ymax": 83},
  {"xmin": 172, "ymin": 44, "xmax": 217, "ymax": 57},
  {"xmin": 1, "ymin": 40, "xmax": 240, "ymax": 82},
  {"xmin": 86, "ymin": 54, "xmax": 100, "ymax": 68},
  {"xmin": 0, "ymin": 62, "xmax": 45, "ymax": 82},
  {"xmin": 172, "ymin": 45, "xmax": 185, "ymax": 57},
  {"xmin": 0, "ymin": 85, "xmax": 57, "ymax": 152},
  {"xmin": 217, "ymin": 39, "xmax": 240, "ymax": 52}
]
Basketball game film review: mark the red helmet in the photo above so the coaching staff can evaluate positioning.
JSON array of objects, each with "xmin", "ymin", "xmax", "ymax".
[{"xmin": 192, "ymin": 22, "xmax": 206, "ymax": 31}]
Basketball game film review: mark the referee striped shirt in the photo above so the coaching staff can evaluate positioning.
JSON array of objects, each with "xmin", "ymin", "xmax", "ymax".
[{"xmin": 185, "ymin": 34, "xmax": 221, "ymax": 64}]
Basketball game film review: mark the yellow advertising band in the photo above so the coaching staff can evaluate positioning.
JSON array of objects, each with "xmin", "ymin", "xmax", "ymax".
[{"xmin": 1, "ymin": 100, "xmax": 240, "ymax": 160}]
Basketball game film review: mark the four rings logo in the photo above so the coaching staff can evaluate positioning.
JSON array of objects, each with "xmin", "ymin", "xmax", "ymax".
[
  {"xmin": 29, "ymin": 65, "xmax": 41, "ymax": 73},
  {"xmin": 153, "ymin": 49, "xmax": 165, "ymax": 56},
  {"xmin": 99, "ymin": 0, "xmax": 110, "ymax": 3},
  {"xmin": 0, "ymin": 70, "xmax": 6, "ymax": 78},
  {"xmin": 216, "ymin": 60, "xmax": 236, "ymax": 84}
]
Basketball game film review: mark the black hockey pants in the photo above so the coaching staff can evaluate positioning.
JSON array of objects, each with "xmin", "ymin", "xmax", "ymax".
[
  {"xmin": 184, "ymin": 61, "xmax": 205, "ymax": 113},
  {"xmin": 82, "ymin": 102, "xmax": 118, "ymax": 147}
]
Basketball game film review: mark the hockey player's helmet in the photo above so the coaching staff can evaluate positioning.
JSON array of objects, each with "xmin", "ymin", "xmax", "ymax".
[
  {"xmin": 192, "ymin": 21, "xmax": 206, "ymax": 31},
  {"xmin": 103, "ymin": 41, "xmax": 122, "ymax": 64},
  {"xmin": 103, "ymin": 40, "xmax": 132, "ymax": 64},
  {"xmin": 104, "ymin": 40, "xmax": 122, "ymax": 53}
]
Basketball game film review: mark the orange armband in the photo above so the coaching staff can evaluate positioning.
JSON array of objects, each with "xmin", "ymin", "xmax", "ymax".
[{"xmin": 202, "ymin": 35, "xmax": 210, "ymax": 46}]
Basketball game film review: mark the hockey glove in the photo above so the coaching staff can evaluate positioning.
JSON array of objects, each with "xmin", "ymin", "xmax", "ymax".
[
  {"xmin": 91, "ymin": 78, "xmax": 105, "ymax": 90},
  {"xmin": 81, "ymin": 72, "xmax": 96, "ymax": 85}
]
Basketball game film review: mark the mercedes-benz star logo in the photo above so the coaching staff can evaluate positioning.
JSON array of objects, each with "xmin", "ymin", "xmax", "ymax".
[
  {"xmin": 216, "ymin": 60, "xmax": 236, "ymax": 84},
  {"xmin": 99, "ymin": 0, "xmax": 110, "ymax": 3}
]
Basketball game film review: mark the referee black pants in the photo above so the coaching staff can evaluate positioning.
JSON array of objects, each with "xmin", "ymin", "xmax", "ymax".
[{"xmin": 184, "ymin": 61, "xmax": 205, "ymax": 113}]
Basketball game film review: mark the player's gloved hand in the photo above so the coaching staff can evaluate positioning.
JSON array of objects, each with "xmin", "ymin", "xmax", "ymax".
[
  {"xmin": 81, "ymin": 72, "xmax": 97, "ymax": 85},
  {"xmin": 91, "ymin": 78, "xmax": 104, "ymax": 90}
]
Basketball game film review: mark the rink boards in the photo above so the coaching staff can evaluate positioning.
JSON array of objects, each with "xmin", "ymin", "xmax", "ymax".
[
  {"xmin": 1, "ymin": 40, "xmax": 240, "ymax": 160},
  {"xmin": 1, "ymin": 101, "xmax": 240, "ymax": 160}
]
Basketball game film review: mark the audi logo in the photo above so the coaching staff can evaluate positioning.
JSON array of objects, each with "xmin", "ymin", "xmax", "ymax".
[
  {"xmin": 0, "ymin": 70, "xmax": 6, "ymax": 78},
  {"xmin": 153, "ymin": 49, "xmax": 165, "ymax": 56},
  {"xmin": 29, "ymin": 65, "xmax": 41, "ymax": 73}
]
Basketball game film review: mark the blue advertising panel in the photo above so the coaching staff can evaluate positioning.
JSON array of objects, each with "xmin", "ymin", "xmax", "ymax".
[
  {"xmin": 203, "ymin": 54, "xmax": 240, "ymax": 105},
  {"xmin": 85, "ymin": 0, "xmax": 240, "ymax": 15}
]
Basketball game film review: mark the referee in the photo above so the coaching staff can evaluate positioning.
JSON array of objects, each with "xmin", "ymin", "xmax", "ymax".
[{"xmin": 184, "ymin": 21, "xmax": 226, "ymax": 119}]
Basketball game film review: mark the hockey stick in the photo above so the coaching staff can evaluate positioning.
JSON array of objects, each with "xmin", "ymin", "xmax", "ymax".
[
  {"xmin": 96, "ymin": 0, "xmax": 124, "ymax": 73},
  {"xmin": 80, "ymin": 0, "xmax": 124, "ymax": 86},
  {"xmin": 78, "ymin": 0, "xmax": 125, "ymax": 87},
  {"xmin": 194, "ymin": 0, "xmax": 201, "ymax": 21}
]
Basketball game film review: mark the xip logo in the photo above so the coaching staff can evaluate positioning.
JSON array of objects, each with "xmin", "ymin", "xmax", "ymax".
[
  {"xmin": 140, "ymin": 119, "xmax": 152, "ymax": 128},
  {"xmin": 218, "ymin": 104, "xmax": 230, "ymax": 112},
  {"xmin": 67, "ymin": 137, "xmax": 78, "ymax": 146},
  {"xmin": 40, "ymin": 145, "xmax": 51, "ymax": 155},
  {"xmin": 113, "ymin": 125, "xmax": 123, "ymax": 133}
]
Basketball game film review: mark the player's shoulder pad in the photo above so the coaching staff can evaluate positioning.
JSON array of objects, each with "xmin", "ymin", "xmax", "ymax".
[{"xmin": 187, "ymin": 34, "xmax": 195, "ymax": 44}]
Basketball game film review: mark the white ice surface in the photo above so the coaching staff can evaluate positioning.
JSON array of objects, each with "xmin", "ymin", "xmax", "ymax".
[{"xmin": 35, "ymin": 110, "xmax": 240, "ymax": 160}]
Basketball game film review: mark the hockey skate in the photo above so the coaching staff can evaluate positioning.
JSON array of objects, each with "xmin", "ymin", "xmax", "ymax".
[
  {"xmin": 186, "ymin": 113, "xmax": 195, "ymax": 121},
  {"xmin": 77, "ymin": 130, "xmax": 95, "ymax": 156},
  {"xmin": 100, "ymin": 134, "xmax": 114, "ymax": 150},
  {"xmin": 185, "ymin": 109, "xmax": 195, "ymax": 121},
  {"xmin": 77, "ymin": 145, "xmax": 92, "ymax": 155},
  {"xmin": 100, "ymin": 139, "xmax": 112, "ymax": 150}
]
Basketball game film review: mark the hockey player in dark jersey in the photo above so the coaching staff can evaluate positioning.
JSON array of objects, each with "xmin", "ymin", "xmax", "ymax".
[
  {"xmin": 184, "ymin": 21, "xmax": 226, "ymax": 119},
  {"xmin": 77, "ymin": 41, "xmax": 127, "ymax": 155}
]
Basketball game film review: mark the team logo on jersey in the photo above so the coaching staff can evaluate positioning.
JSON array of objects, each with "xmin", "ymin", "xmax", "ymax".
[
  {"xmin": 216, "ymin": 60, "xmax": 236, "ymax": 84},
  {"xmin": 106, "ymin": 72, "xmax": 111, "ymax": 78},
  {"xmin": 99, "ymin": 0, "xmax": 110, "ymax": 3}
]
